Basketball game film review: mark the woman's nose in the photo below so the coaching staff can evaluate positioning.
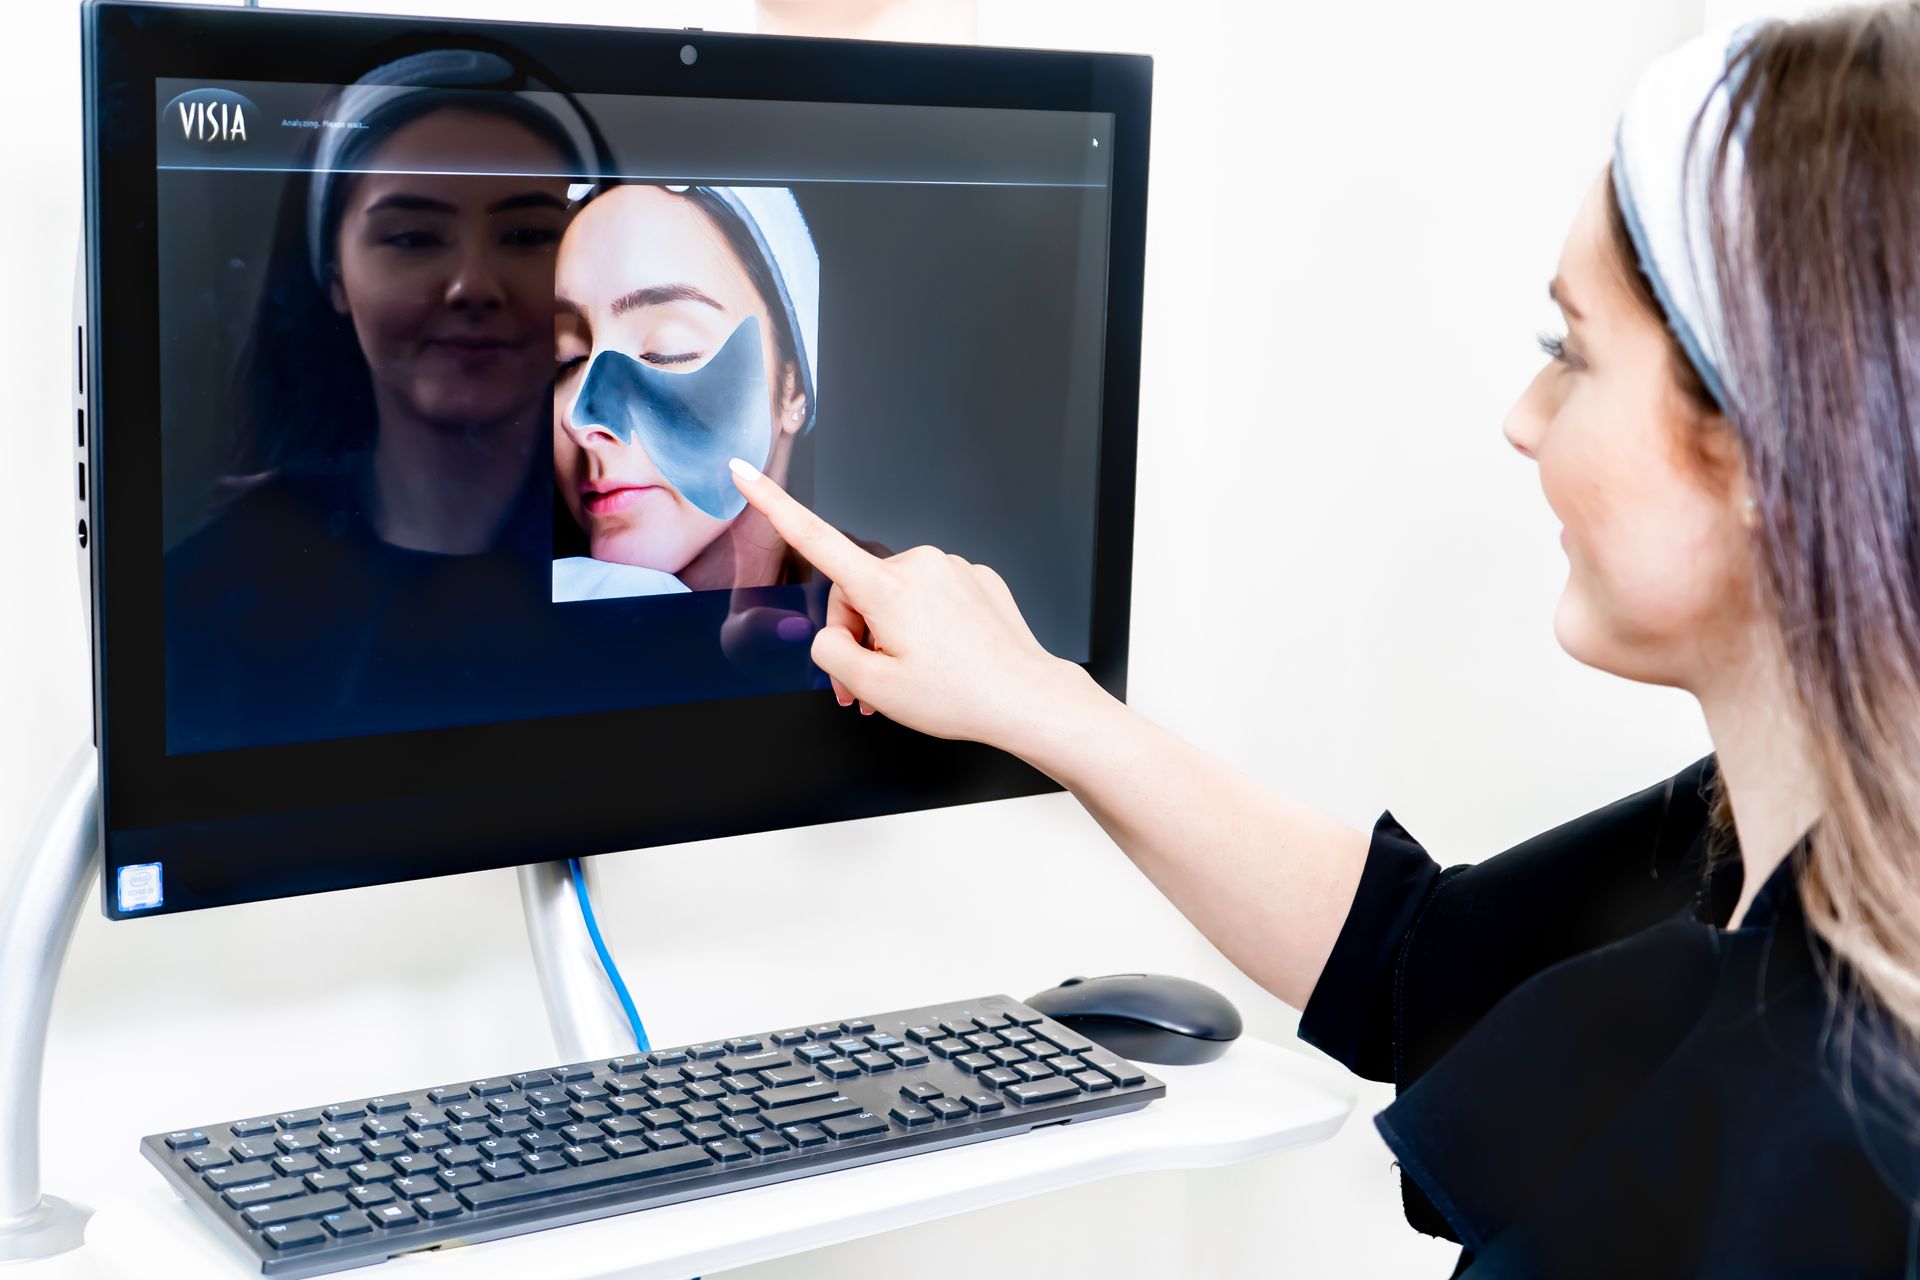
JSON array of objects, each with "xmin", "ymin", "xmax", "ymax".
[
  {"xmin": 443, "ymin": 244, "xmax": 506, "ymax": 312},
  {"xmin": 1503, "ymin": 375, "xmax": 1547, "ymax": 460}
]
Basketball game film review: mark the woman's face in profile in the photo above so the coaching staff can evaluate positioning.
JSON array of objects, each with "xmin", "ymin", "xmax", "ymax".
[
  {"xmin": 328, "ymin": 109, "xmax": 571, "ymax": 436},
  {"xmin": 552, "ymin": 186, "xmax": 802, "ymax": 574},
  {"xmin": 1502, "ymin": 166, "xmax": 1756, "ymax": 693}
]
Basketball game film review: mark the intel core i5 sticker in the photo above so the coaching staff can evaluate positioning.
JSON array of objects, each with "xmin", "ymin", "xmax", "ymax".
[{"xmin": 116, "ymin": 863, "xmax": 163, "ymax": 913}]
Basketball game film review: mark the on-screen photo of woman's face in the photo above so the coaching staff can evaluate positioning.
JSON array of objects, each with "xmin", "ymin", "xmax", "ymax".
[
  {"xmin": 553, "ymin": 186, "xmax": 807, "ymax": 574},
  {"xmin": 327, "ymin": 109, "xmax": 572, "ymax": 435}
]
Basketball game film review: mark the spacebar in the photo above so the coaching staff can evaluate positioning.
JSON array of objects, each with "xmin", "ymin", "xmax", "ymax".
[{"xmin": 457, "ymin": 1148, "xmax": 714, "ymax": 1211}]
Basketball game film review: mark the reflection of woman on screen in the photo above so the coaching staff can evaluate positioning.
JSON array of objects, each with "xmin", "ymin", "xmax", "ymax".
[
  {"xmin": 164, "ymin": 52, "xmax": 601, "ymax": 749},
  {"xmin": 551, "ymin": 185, "xmax": 820, "ymax": 601}
]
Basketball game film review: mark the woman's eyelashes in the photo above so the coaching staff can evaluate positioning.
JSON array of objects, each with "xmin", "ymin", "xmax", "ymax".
[
  {"xmin": 554, "ymin": 348, "xmax": 702, "ymax": 374},
  {"xmin": 1536, "ymin": 329, "xmax": 1584, "ymax": 369}
]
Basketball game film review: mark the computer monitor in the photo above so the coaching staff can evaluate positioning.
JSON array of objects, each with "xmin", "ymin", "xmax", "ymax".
[{"xmin": 80, "ymin": 0, "xmax": 1149, "ymax": 919}]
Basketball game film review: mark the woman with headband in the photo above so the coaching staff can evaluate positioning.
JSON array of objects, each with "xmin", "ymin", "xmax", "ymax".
[
  {"xmin": 165, "ymin": 51, "xmax": 602, "ymax": 749},
  {"xmin": 730, "ymin": 6, "xmax": 1920, "ymax": 1274}
]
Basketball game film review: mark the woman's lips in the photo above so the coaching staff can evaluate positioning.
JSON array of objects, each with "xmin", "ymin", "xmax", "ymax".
[
  {"xmin": 584, "ymin": 485, "xmax": 658, "ymax": 516},
  {"xmin": 431, "ymin": 336, "xmax": 520, "ymax": 368}
]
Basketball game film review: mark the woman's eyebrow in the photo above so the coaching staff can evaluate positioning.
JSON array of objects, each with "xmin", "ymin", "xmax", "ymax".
[
  {"xmin": 364, "ymin": 192, "xmax": 456, "ymax": 216},
  {"xmin": 1548, "ymin": 277, "xmax": 1585, "ymax": 321},
  {"xmin": 488, "ymin": 192, "xmax": 567, "ymax": 215},
  {"xmin": 610, "ymin": 283, "xmax": 724, "ymax": 317}
]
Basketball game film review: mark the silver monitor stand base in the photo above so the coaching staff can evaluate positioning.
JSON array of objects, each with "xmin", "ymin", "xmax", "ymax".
[{"xmin": 0, "ymin": 745, "xmax": 638, "ymax": 1263}]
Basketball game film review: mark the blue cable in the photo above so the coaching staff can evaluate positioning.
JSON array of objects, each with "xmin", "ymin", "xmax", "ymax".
[{"xmin": 567, "ymin": 856, "xmax": 649, "ymax": 1054}]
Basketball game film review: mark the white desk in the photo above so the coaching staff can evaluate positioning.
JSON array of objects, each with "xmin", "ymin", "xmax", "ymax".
[{"xmin": 78, "ymin": 1038, "xmax": 1349, "ymax": 1279}]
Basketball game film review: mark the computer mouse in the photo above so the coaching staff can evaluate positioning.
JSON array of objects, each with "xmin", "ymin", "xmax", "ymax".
[{"xmin": 1026, "ymin": 973, "xmax": 1243, "ymax": 1065}]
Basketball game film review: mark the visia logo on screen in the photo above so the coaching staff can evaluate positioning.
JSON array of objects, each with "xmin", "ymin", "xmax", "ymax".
[{"xmin": 161, "ymin": 87, "xmax": 257, "ymax": 150}]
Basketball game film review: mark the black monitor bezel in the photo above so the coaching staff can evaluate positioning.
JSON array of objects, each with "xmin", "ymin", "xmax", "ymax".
[{"xmin": 82, "ymin": 0, "xmax": 1148, "ymax": 919}]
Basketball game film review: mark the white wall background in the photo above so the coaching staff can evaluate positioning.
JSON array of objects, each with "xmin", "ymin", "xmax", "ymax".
[{"xmin": 0, "ymin": 0, "xmax": 1827, "ymax": 1273}]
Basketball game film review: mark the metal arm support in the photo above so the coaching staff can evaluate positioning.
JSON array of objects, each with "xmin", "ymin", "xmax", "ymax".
[{"xmin": 0, "ymin": 745, "xmax": 99, "ymax": 1262}]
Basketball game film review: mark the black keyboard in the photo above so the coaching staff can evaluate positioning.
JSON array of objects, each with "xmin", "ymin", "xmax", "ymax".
[{"xmin": 141, "ymin": 995, "xmax": 1164, "ymax": 1276}]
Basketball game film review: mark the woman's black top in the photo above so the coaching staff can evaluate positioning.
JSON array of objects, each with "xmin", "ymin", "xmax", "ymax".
[{"xmin": 1298, "ymin": 756, "xmax": 1920, "ymax": 1277}]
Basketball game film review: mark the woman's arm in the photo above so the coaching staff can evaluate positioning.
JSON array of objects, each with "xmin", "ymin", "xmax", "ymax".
[{"xmin": 730, "ymin": 461, "xmax": 1370, "ymax": 1011}]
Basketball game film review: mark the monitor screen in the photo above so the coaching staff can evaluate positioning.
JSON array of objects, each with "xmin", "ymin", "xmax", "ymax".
[{"xmin": 84, "ymin": 2, "xmax": 1148, "ymax": 917}]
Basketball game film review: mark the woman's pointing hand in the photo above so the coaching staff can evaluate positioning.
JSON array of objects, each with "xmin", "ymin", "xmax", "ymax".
[{"xmin": 728, "ymin": 457, "xmax": 1088, "ymax": 754}]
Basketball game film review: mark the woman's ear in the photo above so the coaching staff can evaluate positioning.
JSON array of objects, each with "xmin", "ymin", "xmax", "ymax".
[
  {"xmin": 777, "ymin": 363, "xmax": 809, "ymax": 436},
  {"xmin": 327, "ymin": 265, "xmax": 350, "ymax": 317}
]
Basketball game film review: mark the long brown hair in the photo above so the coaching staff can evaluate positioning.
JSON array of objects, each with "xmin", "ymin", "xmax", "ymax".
[{"xmin": 1620, "ymin": 3, "xmax": 1920, "ymax": 1102}]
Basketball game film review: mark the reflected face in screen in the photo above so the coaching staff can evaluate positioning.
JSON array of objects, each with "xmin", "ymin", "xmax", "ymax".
[
  {"xmin": 553, "ymin": 186, "xmax": 805, "ymax": 575},
  {"xmin": 327, "ymin": 110, "xmax": 572, "ymax": 437}
]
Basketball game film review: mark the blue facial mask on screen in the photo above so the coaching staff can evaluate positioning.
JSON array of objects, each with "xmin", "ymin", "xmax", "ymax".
[{"xmin": 569, "ymin": 315, "xmax": 770, "ymax": 521}]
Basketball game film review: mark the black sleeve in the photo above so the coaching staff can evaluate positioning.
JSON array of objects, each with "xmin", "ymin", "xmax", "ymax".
[{"xmin": 1298, "ymin": 756, "xmax": 1717, "ymax": 1088}]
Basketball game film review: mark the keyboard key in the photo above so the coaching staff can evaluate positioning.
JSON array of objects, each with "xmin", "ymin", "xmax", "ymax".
[
  {"xmin": 205, "ymin": 1161, "xmax": 274, "ymax": 1190},
  {"xmin": 469, "ymin": 1079, "xmax": 512, "ymax": 1098},
  {"xmin": 522, "ymin": 1151, "xmax": 569, "ymax": 1173},
  {"xmin": 744, "ymin": 1131, "xmax": 789, "ymax": 1155},
  {"xmin": 457, "ymin": 1146, "xmax": 714, "ymax": 1211},
  {"xmin": 514, "ymin": 1070, "xmax": 556, "ymax": 1088},
  {"xmin": 230, "ymin": 1138, "xmax": 278, "ymax": 1162},
  {"xmin": 362, "ymin": 1117, "xmax": 406, "ymax": 1139},
  {"xmin": 1083, "ymin": 1055, "xmax": 1148, "ymax": 1087},
  {"xmin": 366, "ymin": 1096, "xmax": 412, "ymax": 1115},
  {"xmin": 989, "ymin": 1047, "xmax": 1030, "ymax": 1067},
  {"xmin": 797, "ymin": 1045, "xmax": 836, "ymax": 1063},
  {"xmin": 1007, "ymin": 1008, "xmax": 1044, "ymax": 1026},
  {"xmin": 392, "ymin": 1154, "xmax": 440, "ymax": 1177},
  {"xmin": 437, "ymin": 1166, "xmax": 483, "ymax": 1191},
  {"xmin": 718, "ymin": 1096, "xmax": 759, "ymax": 1117},
  {"xmin": 1005, "ymin": 1078, "xmax": 1082, "ymax": 1106},
  {"xmin": 262, "ymin": 1220, "xmax": 326, "ymax": 1250},
  {"xmin": 275, "ymin": 1132, "xmax": 321, "ymax": 1155},
  {"xmin": 817, "ymin": 1058, "xmax": 860, "ymax": 1079},
  {"xmin": 684, "ymin": 1122, "xmax": 727, "ymax": 1144},
  {"xmin": 608, "ymin": 1095, "xmax": 651, "ymax": 1117},
  {"xmin": 321, "ymin": 1107, "xmax": 365, "ymax": 1125},
  {"xmin": 782, "ymin": 1123, "xmax": 829, "ymax": 1148},
  {"xmin": 901, "ymin": 1082, "xmax": 942, "ymax": 1103},
  {"xmin": 1047, "ymin": 1029, "xmax": 1096, "ymax": 1054},
  {"xmin": 751, "ymin": 1079, "xmax": 831, "ymax": 1109},
  {"xmin": 765, "ymin": 1095, "xmax": 863, "ymax": 1129},
  {"xmin": 678, "ymin": 1102, "xmax": 721, "ymax": 1124},
  {"xmin": 492, "ymin": 1115, "xmax": 535, "ymax": 1136},
  {"xmin": 686, "ymin": 1043, "xmax": 726, "ymax": 1060},
  {"xmin": 1070, "ymin": 1070, "xmax": 1114, "ymax": 1093},
  {"xmin": 184, "ymin": 1149, "xmax": 231, "ymax": 1173},
  {"xmin": 825, "ymin": 1112, "xmax": 891, "ymax": 1140},
  {"xmin": 973, "ymin": 1013, "xmax": 1013, "ymax": 1031},
  {"xmin": 449, "ymin": 1122, "xmax": 493, "ymax": 1143},
  {"xmin": 361, "ymin": 1138, "xmax": 408, "ymax": 1161},
  {"xmin": 1002, "ymin": 1028, "xmax": 1036, "ymax": 1046},
  {"xmin": 905, "ymin": 1025, "xmax": 942, "ymax": 1044},
  {"xmin": 929, "ymin": 1097, "xmax": 971, "ymax": 1121},
  {"xmin": 490, "ymin": 1095, "xmax": 534, "ymax": 1116},
  {"xmin": 642, "ymin": 1069, "xmax": 682, "ymax": 1090},
  {"xmin": 646, "ymin": 1049, "xmax": 688, "ymax": 1067},
  {"xmin": 603, "ymin": 1137, "xmax": 651, "ymax": 1159},
  {"xmin": 647, "ymin": 1087, "xmax": 690, "ymax": 1108},
  {"xmin": 829, "ymin": 1038, "xmax": 864, "ymax": 1056},
  {"xmin": 840, "ymin": 1019, "xmax": 876, "ymax": 1034},
  {"xmin": 963, "ymin": 1032, "xmax": 1005, "ymax": 1051},
  {"xmin": 322, "ymin": 1210, "xmax": 374, "ymax": 1239},
  {"xmin": 929, "ymin": 1039, "xmax": 969, "ymax": 1059},
  {"xmin": 438, "ymin": 1147, "xmax": 484, "ymax": 1169},
  {"xmin": 600, "ymin": 1116, "xmax": 646, "ymax": 1139},
  {"xmin": 553, "ymin": 1064, "xmax": 595, "ymax": 1084},
  {"xmin": 686, "ymin": 1081, "xmax": 728, "ymax": 1102},
  {"xmin": 426, "ymin": 1086, "xmax": 470, "ymax": 1105},
  {"xmin": 954, "ymin": 1054, "xmax": 994, "ymax": 1074},
  {"xmin": 277, "ymin": 1108, "xmax": 326, "ymax": 1130},
  {"xmin": 370, "ymin": 1203, "xmax": 418, "ymax": 1229},
  {"xmin": 478, "ymin": 1159, "xmax": 525, "ymax": 1181},
  {"xmin": 224, "ymin": 1179, "xmax": 305, "ymax": 1210},
  {"xmin": 852, "ymin": 1053, "xmax": 895, "ymax": 1074},
  {"xmin": 229, "ymin": 1118, "xmax": 275, "ymax": 1138},
  {"xmin": 348, "ymin": 1161, "xmax": 397, "ymax": 1184},
  {"xmin": 393, "ymin": 1176, "xmax": 439, "ymax": 1200},
  {"xmin": 757, "ymin": 1065, "xmax": 814, "ymax": 1090},
  {"xmin": 271, "ymin": 1154, "xmax": 319, "ymax": 1178},
  {"xmin": 806, "ymin": 1024, "xmax": 841, "ymax": 1039},
  {"xmin": 415, "ymin": 1193, "xmax": 463, "ymax": 1220},
  {"xmin": 888, "ymin": 1047, "xmax": 931, "ymax": 1068},
  {"xmin": 724, "ymin": 1037, "xmax": 763, "ymax": 1053},
  {"xmin": 960, "ymin": 1092, "xmax": 1005, "ymax": 1115},
  {"xmin": 979, "ymin": 1068, "xmax": 1021, "ymax": 1088},
  {"xmin": 679, "ymin": 1063, "xmax": 722, "ymax": 1084},
  {"xmin": 770, "ymin": 1029, "xmax": 810, "ymax": 1045},
  {"xmin": 1014, "ymin": 1061, "xmax": 1056, "ymax": 1082},
  {"xmin": 405, "ymin": 1109, "xmax": 450, "ymax": 1132},
  {"xmin": 888, "ymin": 1104, "xmax": 933, "ymax": 1128},
  {"xmin": 562, "ymin": 1141, "xmax": 610, "ymax": 1166},
  {"xmin": 721, "ymin": 1075, "xmax": 761, "ymax": 1095},
  {"xmin": 1027, "ymin": 1039, "xmax": 1068, "ymax": 1059},
  {"xmin": 406, "ymin": 1130, "xmax": 453, "ymax": 1153},
  {"xmin": 707, "ymin": 1138, "xmax": 752, "ymax": 1162},
  {"xmin": 864, "ymin": 1034, "xmax": 904, "ymax": 1051},
  {"xmin": 723, "ymin": 1114, "xmax": 766, "ymax": 1137},
  {"xmin": 348, "ymin": 1184, "xmax": 395, "ymax": 1209},
  {"xmin": 722, "ymin": 1050, "xmax": 794, "ymax": 1077},
  {"xmin": 164, "ymin": 1129, "xmax": 208, "ymax": 1151}
]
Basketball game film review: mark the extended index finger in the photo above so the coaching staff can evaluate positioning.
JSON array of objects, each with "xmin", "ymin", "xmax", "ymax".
[{"xmin": 729, "ymin": 457, "xmax": 881, "ymax": 591}]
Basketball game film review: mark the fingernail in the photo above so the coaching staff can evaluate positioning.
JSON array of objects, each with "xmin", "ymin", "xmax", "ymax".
[
  {"xmin": 728, "ymin": 457, "xmax": 761, "ymax": 481},
  {"xmin": 859, "ymin": 703, "xmax": 874, "ymax": 716}
]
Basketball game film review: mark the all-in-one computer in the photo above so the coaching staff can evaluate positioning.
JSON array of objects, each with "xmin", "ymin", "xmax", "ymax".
[{"xmin": 69, "ymin": 0, "xmax": 1153, "ymax": 1270}]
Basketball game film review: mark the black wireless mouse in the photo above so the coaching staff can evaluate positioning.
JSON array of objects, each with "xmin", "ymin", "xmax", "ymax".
[{"xmin": 1026, "ymin": 973, "xmax": 1243, "ymax": 1065}]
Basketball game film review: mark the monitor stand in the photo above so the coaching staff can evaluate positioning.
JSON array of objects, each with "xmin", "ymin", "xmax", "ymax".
[{"xmin": 0, "ymin": 745, "xmax": 637, "ymax": 1261}]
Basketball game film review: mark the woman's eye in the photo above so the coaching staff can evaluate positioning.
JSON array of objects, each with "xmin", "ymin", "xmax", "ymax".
[
  {"xmin": 382, "ymin": 230, "xmax": 442, "ymax": 250},
  {"xmin": 641, "ymin": 352, "xmax": 700, "ymax": 367},
  {"xmin": 556, "ymin": 354, "xmax": 587, "ymax": 374}
]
